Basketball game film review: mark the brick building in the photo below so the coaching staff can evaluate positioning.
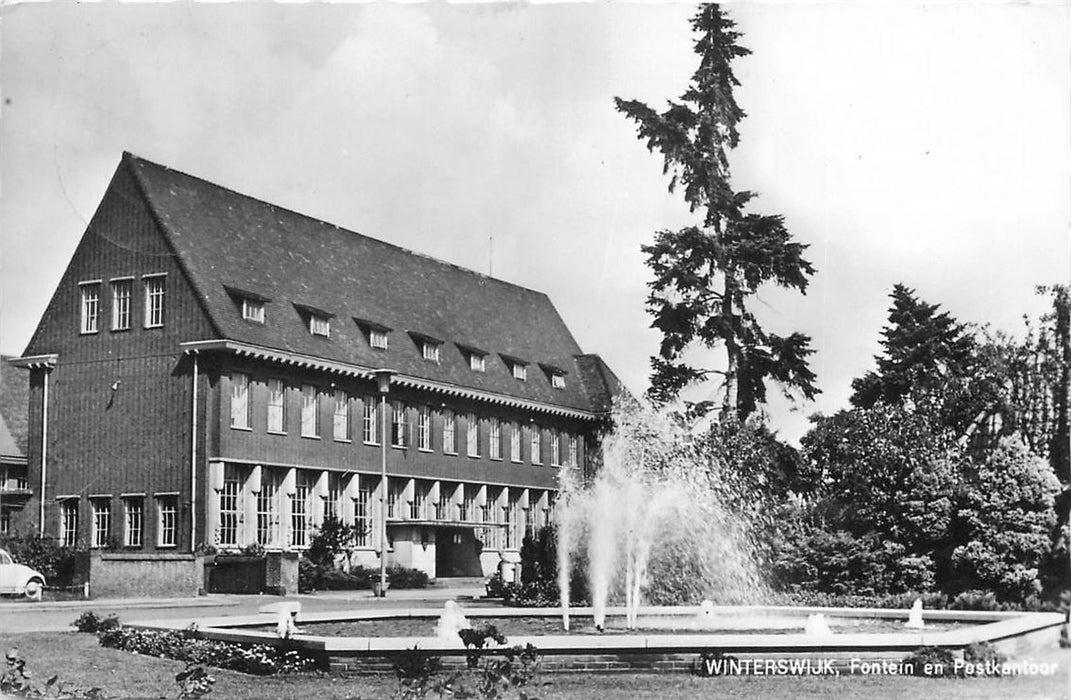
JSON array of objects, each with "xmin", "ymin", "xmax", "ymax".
[
  {"xmin": 13, "ymin": 153, "xmax": 622, "ymax": 581},
  {"xmin": 0, "ymin": 357, "xmax": 31, "ymax": 534}
]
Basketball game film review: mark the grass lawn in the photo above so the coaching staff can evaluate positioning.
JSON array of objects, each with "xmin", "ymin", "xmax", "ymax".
[{"xmin": 2, "ymin": 631, "xmax": 1068, "ymax": 699}]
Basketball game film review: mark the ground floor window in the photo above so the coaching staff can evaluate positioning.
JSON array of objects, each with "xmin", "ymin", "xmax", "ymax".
[
  {"xmin": 354, "ymin": 480, "xmax": 373, "ymax": 547},
  {"xmin": 291, "ymin": 472, "xmax": 314, "ymax": 548},
  {"xmin": 219, "ymin": 469, "xmax": 241, "ymax": 547},
  {"xmin": 91, "ymin": 498, "xmax": 111, "ymax": 548},
  {"xmin": 60, "ymin": 500, "xmax": 78, "ymax": 547},
  {"xmin": 124, "ymin": 497, "xmax": 143, "ymax": 548},
  {"xmin": 256, "ymin": 471, "xmax": 279, "ymax": 547},
  {"xmin": 0, "ymin": 510, "xmax": 9, "ymax": 535},
  {"xmin": 157, "ymin": 496, "xmax": 177, "ymax": 547}
]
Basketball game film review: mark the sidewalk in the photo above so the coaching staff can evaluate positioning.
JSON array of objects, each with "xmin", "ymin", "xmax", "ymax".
[{"xmin": 0, "ymin": 594, "xmax": 243, "ymax": 613}]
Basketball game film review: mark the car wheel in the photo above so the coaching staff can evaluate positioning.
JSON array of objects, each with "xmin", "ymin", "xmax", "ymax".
[{"xmin": 24, "ymin": 578, "xmax": 43, "ymax": 601}]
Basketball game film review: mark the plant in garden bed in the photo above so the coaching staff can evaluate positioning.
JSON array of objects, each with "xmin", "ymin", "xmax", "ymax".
[
  {"xmin": 72, "ymin": 612, "xmax": 120, "ymax": 634},
  {"xmin": 2, "ymin": 647, "xmax": 107, "ymax": 698}
]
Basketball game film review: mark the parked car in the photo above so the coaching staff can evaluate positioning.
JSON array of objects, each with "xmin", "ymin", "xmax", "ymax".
[{"xmin": 0, "ymin": 547, "xmax": 45, "ymax": 600}]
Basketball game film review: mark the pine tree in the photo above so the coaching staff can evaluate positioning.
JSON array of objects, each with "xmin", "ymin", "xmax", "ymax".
[{"xmin": 615, "ymin": 5, "xmax": 818, "ymax": 418}]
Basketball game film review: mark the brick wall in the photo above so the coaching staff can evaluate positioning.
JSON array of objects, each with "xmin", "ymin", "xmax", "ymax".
[{"xmin": 88, "ymin": 551, "xmax": 204, "ymax": 597}]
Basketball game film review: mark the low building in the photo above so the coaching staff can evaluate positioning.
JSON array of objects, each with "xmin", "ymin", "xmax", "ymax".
[{"xmin": 14, "ymin": 152, "xmax": 622, "ymax": 585}]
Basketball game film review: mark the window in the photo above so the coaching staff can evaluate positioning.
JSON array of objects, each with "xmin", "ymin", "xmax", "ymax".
[
  {"xmin": 530, "ymin": 426, "xmax": 542, "ymax": 465},
  {"xmin": 354, "ymin": 478, "xmax": 373, "ymax": 547},
  {"xmin": 219, "ymin": 467, "xmax": 241, "ymax": 548},
  {"xmin": 143, "ymin": 275, "xmax": 165, "ymax": 328},
  {"xmin": 422, "ymin": 341, "xmax": 440, "ymax": 362},
  {"xmin": 0, "ymin": 511, "xmax": 8, "ymax": 535},
  {"xmin": 60, "ymin": 500, "xmax": 78, "ymax": 547},
  {"xmin": 267, "ymin": 379, "xmax": 285, "ymax": 433},
  {"xmin": 157, "ymin": 496, "xmax": 177, "ymax": 547},
  {"xmin": 391, "ymin": 401, "xmax": 407, "ymax": 447},
  {"xmin": 417, "ymin": 406, "xmax": 432, "ymax": 451},
  {"xmin": 550, "ymin": 431, "xmax": 561, "ymax": 467},
  {"xmin": 333, "ymin": 391, "xmax": 350, "ymax": 441},
  {"xmin": 301, "ymin": 385, "xmax": 320, "ymax": 438},
  {"xmin": 510, "ymin": 423, "xmax": 522, "ymax": 463},
  {"xmin": 370, "ymin": 329, "xmax": 389, "ymax": 350},
  {"xmin": 489, "ymin": 419, "xmax": 502, "ymax": 460},
  {"xmin": 80, "ymin": 282, "xmax": 101, "ymax": 334},
  {"xmin": 111, "ymin": 279, "xmax": 132, "ymax": 331},
  {"xmin": 387, "ymin": 479, "xmax": 403, "ymax": 519},
  {"xmin": 466, "ymin": 414, "xmax": 480, "ymax": 457},
  {"xmin": 568, "ymin": 435, "xmax": 579, "ymax": 468},
  {"xmin": 511, "ymin": 363, "xmax": 527, "ymax": 381},
  {"xmin": 325, "ymin": 473, "xmax": 342, "ymax": 521},
  {"xmin": 551, "ymin": 373, "xmax": 566, "ymax": 389},
  {"xmin": 411, "ymin": 482, "xmax": 428, "ymax": 520},
  {"xmin": 506, "ymin": 495, "xmax": 522, "ymax": 550},
  {"xmin": 256, "ymin": 470, "xmax": 279, "ymax": 547},
  {"xmin": 461, "ymin": 487, "xmax": 477, "ymax": 522},
  {"xmin": 230, "ymin": 373, "xmax": 250, "ymax": 429},
  {"xmin": 91, "ymin": 498, "xmax": 111, "ymax": 548},
  {"xmin": 291, "ymin": 473, "xmax": 313, "ymax": 548},
  {"xmin": 242, "ymin": 298, "xmax": 265, "ymax": 323},
  {"xmin": 363, "ymin": 397, "xmax": 379, "ymax": 444},
  {"xmin": 469, "ymin": 353, "xmax": 486, "ymax": 372},
  {"xmin": 123, "ymin": 497, "xmax": 143, "ymax": 548},
  {"xmin": 442, "ymin": 410, "xmax": 456, "ymax": 453},
  {"xmin": 309, "ymin": 314, "xmax": 331, "ymax": 337}
]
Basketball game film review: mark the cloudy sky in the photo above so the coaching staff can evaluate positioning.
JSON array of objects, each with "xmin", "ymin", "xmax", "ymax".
[{"xmin": 2, "ymin": 2, "xmax": 1068, "ymax": 443}]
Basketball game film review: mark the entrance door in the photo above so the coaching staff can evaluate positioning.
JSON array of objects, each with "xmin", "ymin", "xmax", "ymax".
[{"xmin": 434, "ymin": 529, "xmax": 483, "ymax": 577}]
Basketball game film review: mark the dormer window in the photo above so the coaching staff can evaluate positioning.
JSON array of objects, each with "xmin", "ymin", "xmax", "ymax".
[
  {"xmin": 422, "ymin": 341, "xmax": 440, "ymax": 362},
  {"xmin": 242, "ymin": 298, "xmax": 265, "ymax": 323},
  {"xmin": 224, "ymin": 286, "xmax": 271, "ymax": 325},
  {"xmin": 552, "ymin": 374, "xmax": 566, "ymax": 389},
  {"xmin": 471, "ymin": 354, "xmax": 486, "ymax": 372},
  {"xmin": 503, "ymin": 355, "xmax": 529, "ymax": 381},
  {"xmin": 295, "ymin": 303, "xmax": 334, "ymax": 338},
  {"xmin": 355, "ymin": 317, "xmax": 392, "ymax": 350}
]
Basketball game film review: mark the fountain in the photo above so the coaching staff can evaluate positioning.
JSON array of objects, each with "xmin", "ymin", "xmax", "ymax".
[
  {"xmin": 435, "ymin": 600, "xmax": 472, "ymax": 640},
  {"xmin": 258, "ymin": 601, "xmax": 301, "ymax": 639},
  {"xmin": 904, "ymin": 599, "xmax": 925, "ymax": 629},
  {"xmin": 557, "ymin": 404, "xmax": 767, "ymax": 631},
  {"xmin": 804, "ymin": 613, "xmax": 833, "ymax": 637}
]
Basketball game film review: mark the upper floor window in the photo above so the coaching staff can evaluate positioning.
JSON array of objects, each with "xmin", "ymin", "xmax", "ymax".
[
  {"xmin": 123, "ymin": 496, "xmax": 144, "ymax": 548},
  {"xmin": 489, "ymin": 419, "xmax": 502, "ymax": 460},
  {"xmin": 230, "ymin": 373, "xmax": 251, "ymax": 429},
  {"xmin": 91, "ymin": 497, "xmax": 111, "ymax": 548},
  {"xmin": 422, "ymin": 341, "xmax": 441, "ymax": 362},
  {"xmin": 470, "ymin": 353, "xmax": 486, "ymax": 372},
  {"xmin": 391, "ymin": 401, "xmax": 407, "ymax": 447},
  {"xmin": 530, "ymin": 426, "xmax": 542, "ymax": 465},
  {"xmin": 301, "ymin": 385, "xmax": 320, "ymax": 438},
  {"xmin": 80, "ymin": 282, "xmax": 101, "ymax": 334},
  {"xmin": 309, "ymin": 314, "xmax": 331, "ymax": 337},
  {"xmin": 442, "ymin": 409, "xmax": 456, "ymax": 454},
  {"xmin": 267, "ymin": 379, "xmax": 286, "ymax": 433},
  {"xmin": 355, "ymin": 318, "xmax": 391, "ymax": 350},
  {"xmin": 418, "ymin": 406, "xmax": 432, "ymax": 451},
  {"xmin": 143, "ymin": 275, "xmax": 166, "ymax": 328},
  {"xmin": 333, "ymin": 390, "xmax": 350, "ymax": 441},
  {"xmin": 550, "ymin": 431, "xmax": 561, "ymax": 467},
  {"xmin": 568, "ymin": 434, "xmax": 579, "ymax": 468},
  {"xmin": 242, "ymin": 298, "xmax": 265, "ymax": 323},
  {"xmin": 504, "ymin": 356, "xmax": 528, "ymax": 381},
  {"xmin": 60, "ymin": 499, "xmax": 78, "ymax": 547},
  {"xmin": 111, "ymin": 278, "xmax": 133, "ymax": 331},
  {"xmin": 551, "ymin": 374, "xmax": 566, "ymax": 389},
  {"xmin": 157, "ymin": 495, "xmax": 177, "ymax": 548},
  {"xmin": 510, "ymin": 423, "xmax": 522, "ymax": 463},
  {"xmin": 363, "ymin": 397, "xmax": 379, "ymax": 445},
  {"xmin": 466, "ymin": 414, "xmax": 480, "ymax": 457}
]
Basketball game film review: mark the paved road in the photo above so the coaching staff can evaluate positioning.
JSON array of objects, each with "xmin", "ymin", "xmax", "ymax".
[{"xmin": 0, "ymin": 586, "xmax": 487, "ymax": 633}]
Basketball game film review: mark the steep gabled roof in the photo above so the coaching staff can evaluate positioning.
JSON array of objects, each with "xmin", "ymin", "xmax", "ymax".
[
  {"xmin": 0, "ymin": 356, "xmax": 29, "ymax": 462},
  {"xmin": 124, "ymin": 153, "xmax": 616, "ymax": 414}
]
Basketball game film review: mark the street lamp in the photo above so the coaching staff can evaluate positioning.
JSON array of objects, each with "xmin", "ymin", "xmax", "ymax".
[{"xmin": 373, "ymin": 369, "xmax": 394, "ymax": 597}]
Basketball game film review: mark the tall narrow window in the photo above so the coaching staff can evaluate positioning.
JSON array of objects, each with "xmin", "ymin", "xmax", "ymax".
[
  {"xmin": 80, "ymin": 283, "xmax": 100, "ymax": 334},
  {"xmin": 363, "ymin": 398, "xmax": 379, "ymax": 444},
  {"xmin": 550, "ymin": 431, "xmax": 561, "ymax": 467},
  {"xmin": 387, "ymin": 479, "xmax": 402, "ymax": 519},
  {"xmin": 568, "ymin": 435, "xmax": 579, "ymax": 468},
  {"xmin": 267, "ymin": 379, "xmax": 285, "ymax": 433},
  {"xmin": 417, "ymin": 406, "xmax": 432, "ymax": 451},
  {"xmin": 230, "ymin": 373, "xmax": 250, "ymax": 429},
  {"xmin": 511, "ymin": 363, "xmax": 527, "ymax": 381},
  {"xmin": 530, "ymin": 426, "xmax": 542, "ymax": 465},
  {"xmin": 60, "ymin": 500, "xmax": 79, "ymax": 547},
  {"xmin": 489, "ymin": 419, "xmax": 502, "ymax": 460},
  {"xmin": 510, "ymin": 423, "xmax": 522, "ymax": 463},
  {"xmin": 91, "ymin": 498, "xmax": 111, "ymax": 548},
  {"xmin": 325, "ymin": 473, "xmax": 342, "ymax": 521},
  {"xmin": 157, "ymin": 496, "xmax": 177, "ymax": 547},
  {"xmin": 466, "ymin": 414, "xmax": 480, "ymax": 457},
  {"xmin": 301, "ymin": 385, "xmax": 319, "ymax": 438},
  {"xmin": 411, "ymin": 482, "xmax": 428, "ymax": 520},
  {"xmin": 111, "ymin": 279, "xmax": 132, "ymax": 331},
  {"xmin": 219, "ymin": 467, "xmax": 241, "ymax": 547},
  {"xmin": 442, "ymin": 410, "xmax": 456, "ymax": 453},
  {"xmin": 143, "ymin": 275, "xmax": 166, "ymax": 328},
  {"xmin": 256, "ymin": 470, "xmax": 278, "ymax": 547},
  {"xmin": 391, "ymin": 401, "xmax": 407, "ymax": 447},
  {"xmin": 354, "ymin": 477, "xmax": 373, "ymax": 546},
  {"xmin": 291, "ymin": 473, "xmax": 313, "ymax": 548},
  {"xmin": 123, "ymin": 497, "xmax": 143, "ymax": 548},
  {"xmin": 333, "ymin": 391, "xmax": 350, "ymax": 441}
]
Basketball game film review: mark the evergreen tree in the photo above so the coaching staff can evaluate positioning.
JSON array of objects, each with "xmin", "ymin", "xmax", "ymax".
[{"xmin": 615, "ymin": 5, "xmax": 818, "ymax": 418}]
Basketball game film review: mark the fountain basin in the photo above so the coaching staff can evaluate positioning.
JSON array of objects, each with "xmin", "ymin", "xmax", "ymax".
[{"xmin": 128, "ymin": 604, "xmax": 1065, "ymax": 674}]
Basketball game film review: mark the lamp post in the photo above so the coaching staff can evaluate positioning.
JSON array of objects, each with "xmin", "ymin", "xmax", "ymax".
[{"xmin": 374, "ymin": 369, "xmax": 394, "ymax": 597}]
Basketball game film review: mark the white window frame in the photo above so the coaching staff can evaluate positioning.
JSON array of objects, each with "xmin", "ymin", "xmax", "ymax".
[
  {"xmin": 60, "ymin": 500, "xmax": 79, "ymax": 547},
  {"xmin": 354, "ymin": 478, "xmax": 373, "ymax": 547},
  {"xmin": 530, "ymin": 426, "xmax": 542, "ymax": 465},
  {"xmin": 242, "ymin": 298, "xmax": 265, "ymax": 323},
  {"xmin": 391, "ymin": 401, "xmax": 407, "ymax": 448},
  {"xmin": 550, "ymin": 431, "xmax": 561, "ymax": 467},
  {"xmin": 91, "ymin": 498, "xmax": 111, "ymax": 549},
  {"xmin": 123, "ymin": 497, "xmax": 143, "ymax": 548},
  {"xmin": 267, "ymin": 379, "xmax": 285, "ymax": 433},
  {"xmin": 157, "ymin": 495, "xmax": 177, "ymax": 548},
  {"xmin": 143, "ymin": 274, "xmax": 166, "ymax": 328},
  {"xmin": 568, "ymin": 435, "xmax": 579, "ymax": 468},
  {"xmin": 417, "ymin": 405, "xmax": 432, "ymax": 451},
  {"xmin": 80, "ymin": 282, "xmax": 101, "ymax": 334},
  {"xmin": 333, "ymin": 390, "xmax": 350, "ymax": 441},
  {"xmin": 512, "ymin": 363, "xmax": 527, "ymax": 381},
  {"xmin": 551, "ymin": 373, "xmax": 566, "ymax": 389},
  {"xmin": 369, "ymin": 328, "xmax": 389, "ymax": 350},
  {"xmin": 256, "ymin": 470, "xmax": 279, "ymax": 547},
  {"xmin": 442, "ymin": 409, "xmax": 456, "ymax": 454},
  {"xmin": 301, "ymin": 385, "xmax": 320, "ymax": 438},
  {"xmin": 218, "ymin": 469, "xmax": 241, "ymax": 548},
  {"xmin": 510, "ymin": 423, "xmax": 522, "ymax": 463},
  {"xmin": 422, "ymin": 341, "xmax": 441, "ymax": 362},
  {"xmin": 363, "ymin": 398, "xmax": 379, "ymax": 445},
  {"xmin": 309, "ymin": 314, "xmax": 331, "ymax": 337},
  {"xmin": 291, "ymin": 473, "xmax": 313, "ymax": 548},
  {"xmin": 469, "ymin": 353, "xmax": 486, "ymax": 372},
  {"xmin": 489, "ymin": 418, "xmax": 502, "ymax": 460},
  {"xmin": 111, "ymin": 278, "xmax": 133, "ymax": 331},
  {"xmin": 230, "ymin": 373, "xmax": 251, "ymax": 429}
]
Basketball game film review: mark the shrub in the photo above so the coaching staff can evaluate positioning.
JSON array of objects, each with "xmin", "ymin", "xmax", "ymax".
[
  {"xmin": 305, "ymin": 516, "xmax": 361, "ymax": 569},
  {"xmin": 175, "ymin": 664, "xmax": 216, "ymax": 700},
  {"xmin": 0, "ymin": 533, "xmax": 80, "ymax": 587},
  {"xmin": 72, "ymin": 611, "xmax": 121, "ymax": 634},
  {"xmin": 387, "ymin": 565, "xmax": 429, "ymax": 589},
  {"xmin": 963, "ymin": 641, "xmax": 1006, "ymax": 667},
  {"xmin": 903, "ymin": 646, "xmax": 956, "ymax": 677},
  {"xmin": 98, "ymin": 627, "xmax": 316, "ymax": 675}
]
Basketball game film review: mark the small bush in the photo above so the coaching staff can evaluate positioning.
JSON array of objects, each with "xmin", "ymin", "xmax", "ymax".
[
  {"xmin": 904, "ymin": 646, "xmax": 957, "ymax": 677},
  {"xmin": 963, "ymin": 641, "xmax": 1006, "ymax": 667},
  {"xmin": 387, "ymin": 565, "xmax": 429, "ymax": 589},
  {"xmin": 72, "ymin": 611, "xmax": 120, "ymax": 634},
  {"xmin": 949, "ymin": 590, "xmax": 1003, "ymax": 611},
  {"xmin": 98, "ymin": 627, "xmax": 316, "ymax": 675},
  {"xmin": 0, "ymin": 533, "xmax": 80, "ymax": 587},
  {"xmin": 484, "ymin": 572, "xmax": 509, "ymax": 599}
]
